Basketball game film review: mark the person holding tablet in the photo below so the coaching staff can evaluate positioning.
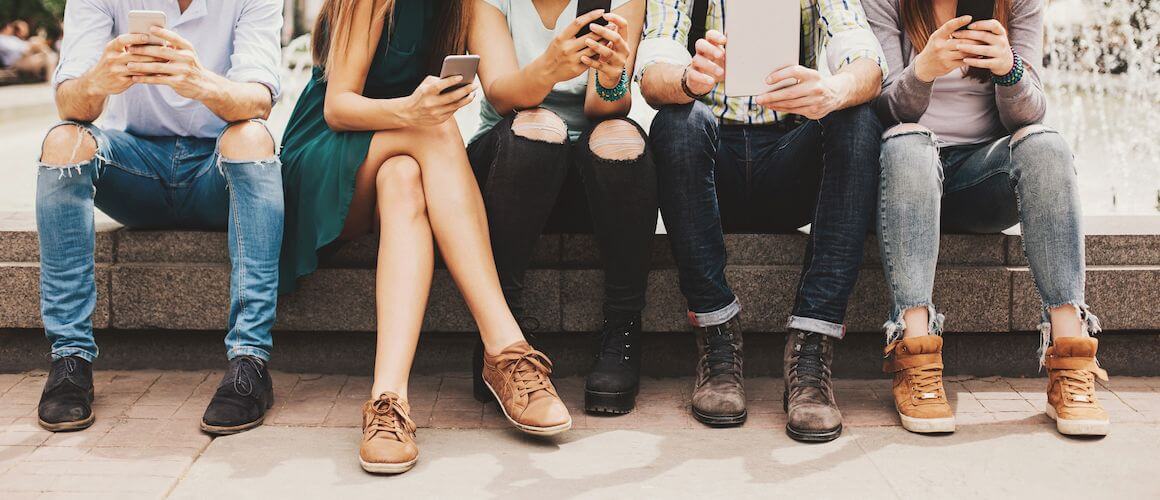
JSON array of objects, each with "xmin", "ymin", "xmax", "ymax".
[
  {"xmin": 279, "ymin": 0, "xmax": 571, "ymax": 474},
  {"xmin": 467, "ymin": 0, "xmax": 656, "ymax": 415},
  {"xmin": 865, "ymin": 0, "xmax": 1109, "ymax": 437},
  {"xmin": 637, "ymin": 0, "xmax": 887, "ymax": 440},
  {"xmin": 34, "ymin": 1, "xmax": 283, "ymax": 436}
]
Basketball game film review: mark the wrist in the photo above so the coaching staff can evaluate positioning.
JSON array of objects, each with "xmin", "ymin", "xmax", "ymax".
[{"xmin": 913, "ymin": 56, "xmax": 937, "ymax": 83}]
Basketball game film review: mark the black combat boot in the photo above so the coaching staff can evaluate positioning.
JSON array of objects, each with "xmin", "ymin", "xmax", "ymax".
[
  {"xmin": 38, "ymin": 356, "xmax": 95, "ymax": 432},
  {"xmin": 783, "ymin": 329, "xmax": 842, "ymax": 442},
  {"xmin": 585, "ymin": 314, "xmax": 642, "ymax": 414},
  {"xmin": 201, "ymin": 355, "xmax": 274, "ymax": 435}
]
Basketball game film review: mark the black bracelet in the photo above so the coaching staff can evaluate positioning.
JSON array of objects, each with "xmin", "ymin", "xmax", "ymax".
[
  {"xmin": 681, "ymin": 65, "xmax": 710, "ymax": 100},
  {"xmin": 993, "ymin": 48, "xmax": 1024, "ymax": 87}
]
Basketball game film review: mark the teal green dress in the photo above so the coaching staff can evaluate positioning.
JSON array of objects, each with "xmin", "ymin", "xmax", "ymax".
[{"xmin": 279, "ymin": 0, "xmax": 436, "ymax": 294}]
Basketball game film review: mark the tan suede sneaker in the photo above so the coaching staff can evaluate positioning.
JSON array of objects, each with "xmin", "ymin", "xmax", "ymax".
[
  {"xmin": 481, "ymin": 341, "xmax": 571, "ymax": 436},
  {"xmin": 359, "ymin": 392, "xmax": 418, "ymax": 474},
  {"xmin": 884, "ymin": 335, "xmax": 955, "ymax": 434},
  {"xmin": 1045, "ymin": 337, "xmax": 1109, "ymax": 436}
]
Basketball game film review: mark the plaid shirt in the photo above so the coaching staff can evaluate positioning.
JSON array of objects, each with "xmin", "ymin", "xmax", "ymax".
[{"xmin": 636, "ymin": 0, "xmax": 888, "ymax": 125}]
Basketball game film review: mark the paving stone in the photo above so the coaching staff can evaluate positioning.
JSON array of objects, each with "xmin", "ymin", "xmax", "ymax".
[
  {"xmin": 1010, "ymin": 267, "xmax": 1160, "ymax": 331},
  {"xmin": 0, "ymin": 264, "xmax": 112, "ymax": 329}
]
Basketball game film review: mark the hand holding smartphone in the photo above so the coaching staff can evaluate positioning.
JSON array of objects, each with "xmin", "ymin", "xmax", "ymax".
[
  {"xmin": 575, "ymin": 0, "xmax": 611, "ymax": 37},
  {"xmin": 439, "ymin": 55, "xmax": 480, "ymax": 94},
  {"xmin": 127, "ymin": 10, "xmax": 167, "ymax": 45},
  {"xmin": 955, "ymin": 0, "xmax": 995, "ymax": 29}
]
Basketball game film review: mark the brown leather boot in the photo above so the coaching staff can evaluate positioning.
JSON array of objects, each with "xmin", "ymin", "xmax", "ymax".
[
  {"xmin": 783, "ymin": 330, "xmax": 842, "ymax": 442},
  {"xmin": 1045, "ymin": 337, "xmax": 1110, "ymax": 436},
  {"xmin": 691, "ymin": 316, "xmax": 746, "ymax": 426},
  {"xmin": 481, "ymin": 341, "xmax": 572, "ymax": 436},
  {"xmin": 359, "ymin": 392, "xmax": 418, "ymax": 474},
  {"xmin": 884, "ymin": 335, "xmax": 955, "ymax": 433}
]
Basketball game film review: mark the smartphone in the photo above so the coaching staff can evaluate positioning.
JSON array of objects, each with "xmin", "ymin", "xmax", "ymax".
[
  {"xmin": 127, "ymin": 10, "xmax": 167, "ymax": 45},
  {"xmin": 576, "ymin": 0, "xmax": 611, "ymax": 37},
  {"xmin": 439, "ymin": 55, "xmax": 480, "ymax": 94},
  {"xmin": 955, "ymin": 0, "xmax": 995, "ymax": 29}
]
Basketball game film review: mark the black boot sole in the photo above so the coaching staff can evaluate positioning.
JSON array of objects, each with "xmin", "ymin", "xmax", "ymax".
[
  {"xmin": 584, "ymin": 388, "xmax": 638, "ymax": 415},
  {"xmin": 38, "ymin": 413, "xmax": 95, "ymax": 432},
  {"xmin": 692, "ymin": 407, "xmax": 747, "ymax": 427},
  {"xmin": 785, "ymin": 423, "xmax": 843, "ymax": 443},
  {"xmin": 201, "ymin": 396, "xmax": 275, "ymax": 436}
]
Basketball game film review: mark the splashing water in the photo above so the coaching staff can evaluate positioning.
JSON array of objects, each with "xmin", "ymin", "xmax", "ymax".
[{"xmin": 1042, "ymin": 0, "xmax": 1160, "ymax": 214}]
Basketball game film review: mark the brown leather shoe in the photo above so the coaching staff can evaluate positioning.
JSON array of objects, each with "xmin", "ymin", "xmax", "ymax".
[
  {"xmin": 783, "ymin": 330, "xmax": 842, "ymax": 442},
  {"xmin": 481, "ymin": 341, "xmax": 571, "ymax": 436},
  {"xmin": 884, "ymin": 336, "xmax": 955, "ymax": 434},
  {"xmin": 691, "ymin": 316, "xmax": 746, "ymax": 426},
  {"xmin": 359, "ymin": 392, "xmax": 418, "ymax": 474},
  {"xmin": 1045, "ymin": 337, "xmax": 1109, "ymax": 436}
]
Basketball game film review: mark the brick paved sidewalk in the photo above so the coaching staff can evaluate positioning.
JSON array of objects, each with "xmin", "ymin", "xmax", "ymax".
[{"xmin": 2, "ymin": 371, "xmax": 1158, "ymax": 499}]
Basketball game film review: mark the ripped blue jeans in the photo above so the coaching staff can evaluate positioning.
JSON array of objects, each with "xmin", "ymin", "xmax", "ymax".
[
  {"xmin": 876, "ymin": 125, "xmax": 1099, "ymax": 350},
  {"xmin": 36, "ymin": 121, "xmax": 283, "ymax": 362}
]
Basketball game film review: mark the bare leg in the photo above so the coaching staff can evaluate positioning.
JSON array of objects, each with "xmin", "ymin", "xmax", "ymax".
[
  {"xmin": 902, "ymin": 307, "xmax": 931, "ymax": 338},
  {"xmin": 1048, "ymin": 304, "xmax": 1085, "ymax": 339}
]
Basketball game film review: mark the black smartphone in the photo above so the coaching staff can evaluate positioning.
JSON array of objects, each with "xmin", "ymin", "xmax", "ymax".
[
  {"xmin": 955, "ymin": 0, "xmax": 995, "ymax": 29},
  {"xmin": 576, "ymin": 0, "xmax": 611, "ymax": 37}
]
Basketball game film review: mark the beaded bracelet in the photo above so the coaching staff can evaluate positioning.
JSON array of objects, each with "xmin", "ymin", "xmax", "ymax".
[
  {"xmin": 595, "ymin": 68, "xmax": 629, "ymax": 102},
  {"xmin": 993, "ymin": 48, "xmax": 1024, "ymax": 87}
]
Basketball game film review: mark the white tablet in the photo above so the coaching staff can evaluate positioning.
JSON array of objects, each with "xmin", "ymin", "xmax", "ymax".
[{"xmin": 723, "ymin": 0, "xmax": 800, "ymax": 97}]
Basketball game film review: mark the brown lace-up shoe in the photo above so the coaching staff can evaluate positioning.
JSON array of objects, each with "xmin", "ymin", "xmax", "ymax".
[
  {"xmin": 884, "ymin": 336, "xmax": 955, "ymax": 433},
  {"xmin": 691, "ymin": 316, "xmax": 746, "ymax": 426},
  {"xmin": 481, "ymin": 341, "xmax": 571, "ymax": 436},
  {"xmin": 783, "ymin": 330, "xmax": 842, "ymax": 442},
  {"xmin": 359, "ymin": 392, "xmax": 418, "ymax": 474},
  {"xmin": 1045, "ymin": 337, "xmax": 1110, "ymax": 436}
]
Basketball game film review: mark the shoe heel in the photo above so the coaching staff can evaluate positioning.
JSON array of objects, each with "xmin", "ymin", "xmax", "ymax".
[{"xmin": 472, "ymin": 341, "xmax": 492, "ymax": 403}]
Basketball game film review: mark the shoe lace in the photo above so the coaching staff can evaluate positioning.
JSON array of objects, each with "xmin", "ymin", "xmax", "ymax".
[
  {"xmin": 908, "ymin": 365, "xmax": 944, "ymax": 401},
  {"xmin": 1058, "ymin": 369, "xmax": 1098, "ymax": 406},
  {"xmin": 367, "ymin": 394, "xmax": 416, "ymax": 440},
  {"xmin": 497, "ymin": 349, "xmax": 554, "ymax": 399},
  {"xmin": 702, "ymin": 327, "xmax": 739, "ymax": 379},
  {"xmin": 597, "ymin": 318, "xmax": 636, "ymax": 364},
  {"xmin": 228, "ymin": 356, "xmax": 264, "ymax": 396},
  {"xmin": 790, "ymin": 333, "xmax": 827, "ymax": 390}
]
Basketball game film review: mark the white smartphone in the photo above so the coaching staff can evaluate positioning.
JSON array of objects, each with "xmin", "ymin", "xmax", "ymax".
[
  {"xmin": 723, "ymin": 0, "xmax": 800, "ymax": 97},
  {"xmin": 439, "ymin": 55, "xmax": 480, "ymax": 94},
  {"xmin": 127, "ymin": 10, "xmax": 167, "ymax": 45}
]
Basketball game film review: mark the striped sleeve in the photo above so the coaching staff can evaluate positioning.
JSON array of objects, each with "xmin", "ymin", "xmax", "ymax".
[
  {"xmin": 817, "ymin": 0, "xmax": 889, "ymax": 78},
  {"xmin": 635, "ymin": 0, "xmax": 694, "ymax": 82}
]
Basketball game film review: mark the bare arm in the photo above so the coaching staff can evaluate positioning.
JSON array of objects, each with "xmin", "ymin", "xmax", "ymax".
[
  {"xmin": 470, "ymin": 0, "xmax": 603, "ymax": 116},
  {"xmin": 55, "ymin": 33, "xmax": 158, "ymax": 122},
  {"xmin": 322, "ymin": 1, "xmax": 475, "ymax": 132},
  {"xmin": 639, "ymin": 31, "xmax": 726, "ymax": 108},
  {"xmin": 581, "ymin": 0, "xmax": 644, "ymax": 119}
]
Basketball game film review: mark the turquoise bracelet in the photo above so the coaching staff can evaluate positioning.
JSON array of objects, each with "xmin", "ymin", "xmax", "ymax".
[
  {"xmin": 595, "ymin": 69, "xmax": 629, "ymax": 102},
  {"xmin": 993, "ymin": 49, "xmax": 1024, "ymax": 87}
]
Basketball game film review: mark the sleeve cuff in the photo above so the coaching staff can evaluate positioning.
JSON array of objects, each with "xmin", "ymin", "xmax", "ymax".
[
  {"xmin": 635, "ymin": 37, "xmax": 693, "ymax": 83},
  {"xmin": 827, "ymin": 29, "xmax": 889, "ymax": 79},
  {"xmin": 228, "ymin": 69, "xmax": 282, "ymax": 103}
]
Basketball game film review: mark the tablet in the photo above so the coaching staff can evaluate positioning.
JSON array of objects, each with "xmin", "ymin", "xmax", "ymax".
[{"xmin": 723, "ymin": 0, "xmax": 800, "ymax": 97}]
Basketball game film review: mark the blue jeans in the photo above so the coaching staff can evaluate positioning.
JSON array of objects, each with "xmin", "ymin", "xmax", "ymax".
[
  {"xmin": 36, "ymin": 121, "xmax": 283, "ymax": 362},
  {"xmin": 650, "ymin": 101, "xmax": 882, "ymax": 338},
  {"xmin": 877, "ymin": 124, "xmax": 1097, "ymax": 344}
]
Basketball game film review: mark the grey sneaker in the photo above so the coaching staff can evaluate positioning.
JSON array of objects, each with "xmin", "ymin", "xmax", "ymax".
[
  {"xmin": 691, "ymin": 316, "xmax": 746, "ymax": 426},
  {"xmin": 783, "ymin": 330, "xmax": 842, "ymax": 442}
]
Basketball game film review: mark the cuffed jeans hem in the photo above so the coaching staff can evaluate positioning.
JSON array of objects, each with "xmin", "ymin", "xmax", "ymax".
[
  {"xmin": 51, "ymin": 348, "xmax": 97, "ymax": 363},
  {"xmin": 687, "ymin": 298, "xmax": 741, "ymax": 327},
  {"xmin": 786, "ymin": 316, "xmax": 846, "ymax": 339},
  {"xmin": 227, "ymin": 346, "xmax": 271, "ymax": 362}
]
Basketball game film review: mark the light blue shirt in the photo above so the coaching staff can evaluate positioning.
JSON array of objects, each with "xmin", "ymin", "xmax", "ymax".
[{"xmin": 53, "ymin": 0, "xmax": 283, "ymax": 139}]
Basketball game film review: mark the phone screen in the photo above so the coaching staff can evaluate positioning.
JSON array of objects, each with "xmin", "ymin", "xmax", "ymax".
[
  {"xmin": 955, "ymin": 0, "xmax": 995, "ymax": 29},
  {"xmin": 575, "ymin": 0, "xmax": 611, "ymax": 37}
]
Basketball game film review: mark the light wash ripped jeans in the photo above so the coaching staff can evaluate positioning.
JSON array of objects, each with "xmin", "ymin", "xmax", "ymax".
[
  {"xmin": 36, "ymin": 121, "xmax": 284, "ymax": 362},
  {"xmin": 875, "ymin": 124, "xmax": 1100, "ymax": 357}
]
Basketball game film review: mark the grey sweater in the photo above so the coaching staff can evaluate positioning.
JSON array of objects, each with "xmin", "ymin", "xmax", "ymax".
[{"xmin": 864, "ymin": 0, "xmax": 1048, "ymax": 136}]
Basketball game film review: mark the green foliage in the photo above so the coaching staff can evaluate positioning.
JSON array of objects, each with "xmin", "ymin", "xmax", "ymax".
[{"xmin": 0, "ymin": 0, "xmax": 66, "ymax": 39}]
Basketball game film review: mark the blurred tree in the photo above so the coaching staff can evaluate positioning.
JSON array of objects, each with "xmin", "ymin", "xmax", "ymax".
[{"xmin": 0, "ymin": 0, "xmax": 65, "ymax": 40}]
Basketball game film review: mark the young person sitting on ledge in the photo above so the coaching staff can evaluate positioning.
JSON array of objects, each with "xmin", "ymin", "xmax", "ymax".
[
  {"xmin": 34, "ymin": 0, "xmax": 284, "ymax": 436},
  {"xmin": 865, "ymin": 0, "xmax": 1110, "ymax": 437},
  {"xmin": 637, "ymin": 0, "xmax": 887, "ymax": 441},
  {"xmin": 466, "ymin": 0, "xmax": 657, "ymax": 415}
]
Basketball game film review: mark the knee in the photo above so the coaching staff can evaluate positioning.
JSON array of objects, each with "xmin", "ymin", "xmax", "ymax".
[
  {"xmin": 651, "ymin": 100, "xmax": 715, "ymax": 140},
  {"xmin": 40, "ymin": 124, "xmax": 97, "ymax": 166},
  {"xmin": 880, "ymin": 124, "xmax": 939, "ymax": 188},
  {"xmin": 589, "ymin": 119, "xmax": 646, "ymax": 161},
  {"xmin": 218, "ymin": 121, "xmax": 277, "ymax": 162},
  {"xmin": 1010, "ymin": 125, "xmax": 1074, "ymax": 177},
  {"xmin": 376, "ymin": 155, "xmax": 426, "ymax": 213},
  {"xmin": 882, "ymin": 123, "xmax": 934, "ymax": 141},
  {"xmin": 511, "ymin": 108, "xmax": 567, "ymax": 144}
]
